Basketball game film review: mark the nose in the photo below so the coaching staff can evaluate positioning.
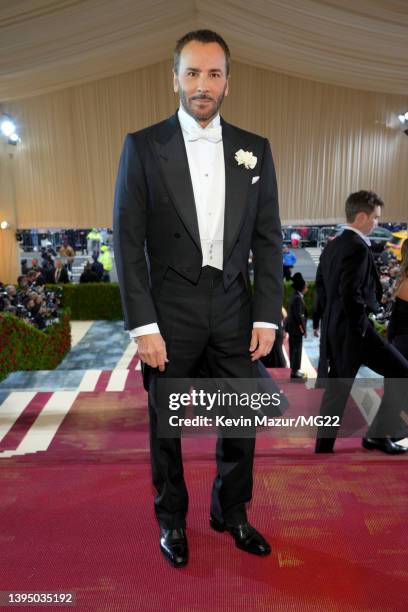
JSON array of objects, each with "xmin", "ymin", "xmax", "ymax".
[{"xmin": 196, "ymin": 74, "xmax": 210, "ymax": 93}]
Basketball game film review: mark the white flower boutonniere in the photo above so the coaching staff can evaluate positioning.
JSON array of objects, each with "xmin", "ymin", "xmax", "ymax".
[{"xmin": 235, "ymin": 149, "xmax": 257, "ymax": 170}]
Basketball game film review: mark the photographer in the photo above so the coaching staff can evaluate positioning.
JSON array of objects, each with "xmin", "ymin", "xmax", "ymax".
[
  {"xmin": 6, "ymin": 285, "xmax": 18, "ymax": 307},
  {"xmin": 0, "ymin": 276, "xmax": 62, "ymax": 331}
]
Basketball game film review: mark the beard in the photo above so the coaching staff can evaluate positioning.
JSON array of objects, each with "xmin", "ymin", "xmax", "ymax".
[{"xmin": 177, "ymin": 82, "xmax": 227, "ymax": 124}]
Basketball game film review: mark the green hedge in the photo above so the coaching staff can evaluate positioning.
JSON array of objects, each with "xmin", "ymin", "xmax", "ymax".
[
  {"xmin": 58, "ymin": 280, "xmax": 317, "ymax": 320},
  {"xmin": 60, "ymin": 280, "xmax": 318, "ymax": 320},
  {"xmin": 60, "ymin": 283, "xmax": 123, "ymax": 320},
  {"xmin": 0, "ymin": 310, "xmax": 71, "ymax": 382},
  {"xmin": 58, "ymin": 280, "xmax": 386, "ymax": 337}
]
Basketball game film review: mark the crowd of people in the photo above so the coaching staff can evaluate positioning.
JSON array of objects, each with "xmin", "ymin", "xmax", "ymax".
[
  {"xmin": 0, "ymin": 273, "xmax": 62, "ymax": 330},
  {"xmin": 21, "ymin": 245, "xmax": 72, "ymax": 285},
  {"xmin": 374, "ymin": 250, "xmax": 401, "ymax": 320},
  {"xmin": 0, "ymin": 241, "xmax": 115, "ymax": 332},
  {"xmin": 1, "ymin": 242, "xmax": 107, "ymax": 332},
  {"xmin": 20, "ymin": 242, "xmax": 113, "ymax": 285}
]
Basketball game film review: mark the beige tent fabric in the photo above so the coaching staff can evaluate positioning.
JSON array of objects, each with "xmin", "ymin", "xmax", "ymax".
[
  {"xmin": 3, "ymin": 59, "xmax": 408, "ymax": 230},
  {"xmin": 0, "ymin": 0, "xmax": 408, "ymax": 101},
  {"xmin": 0, "ymin": 140, "xmax": 19, "ymax": 284}
]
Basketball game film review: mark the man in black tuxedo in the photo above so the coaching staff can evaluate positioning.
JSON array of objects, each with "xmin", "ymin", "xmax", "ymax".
[
  {"xmin": 315, "ymin": 191, "xmax": 408, "ymax": 454},
  {"xmin": 113, "ymin": 30, "xmax": 282, "ymax": 567},
  {"xmin": 52, "ymin": 259, "xmax": 70, "ymax": 284},
  {"xmin": 285, "ymin": 272, "xmax": 308, "ymax": 380}
]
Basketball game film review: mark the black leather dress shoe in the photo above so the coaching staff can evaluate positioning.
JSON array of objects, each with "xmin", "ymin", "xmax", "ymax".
[
  {"xmin": 362, "ymin": 437, "xmax": 408, "ymax": 455},
  {"xmin": 315, "ymin": 438, "xmax": 335, "ymax": 453},
  {"xmin": 210, "ymin": 516, "xmax": 271, "ymax": 556},
  {"xmin": 159, "ymin": 527, "xmax": 188, "ymax": 568}
]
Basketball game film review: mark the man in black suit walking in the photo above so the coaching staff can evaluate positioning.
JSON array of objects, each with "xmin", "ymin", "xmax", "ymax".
[
  {"xmin": 113, "ymin": 30, "xmax": 282, "ymax": 567},
  {"xmin": 315, "ymin": 191, "xmax": 408, "ymax": 454}
]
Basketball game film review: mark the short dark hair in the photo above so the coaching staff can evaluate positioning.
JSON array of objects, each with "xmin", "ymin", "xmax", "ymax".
[
  {"xmin": 173, "ymin": 29, "xmax": 230, "ymax": 76},
  {"xmin": 345, "ymin": 190, "xmax": 384, "ymax": 222}
]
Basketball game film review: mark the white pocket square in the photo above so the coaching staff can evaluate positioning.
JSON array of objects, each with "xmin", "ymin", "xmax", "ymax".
[{"xmin": 251, "ymin": 176, "xmax": 260, "ymax": 184}]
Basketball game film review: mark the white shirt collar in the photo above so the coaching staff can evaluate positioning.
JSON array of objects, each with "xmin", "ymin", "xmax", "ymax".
[
  {"xmin": 178, "ymin": 104, "xmax": 220, "ymax": 133},
  {"xmin": 345, "ymin": 225, "xmax": 371, "ymax": 246}
]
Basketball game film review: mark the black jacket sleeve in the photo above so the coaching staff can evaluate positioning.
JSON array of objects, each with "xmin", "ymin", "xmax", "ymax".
[
  {"xmin": 113, "ymin": 134, "xmax": 158, "ymax": 330},
  {"xmin": 251, "ymin": 139, "xmax": 283, "ymax": 324}
]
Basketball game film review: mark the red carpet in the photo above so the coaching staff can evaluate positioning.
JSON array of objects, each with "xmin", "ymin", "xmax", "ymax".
[{"xmin": 1, "ymin": 370, "xmax": 407, "ymax": 610}]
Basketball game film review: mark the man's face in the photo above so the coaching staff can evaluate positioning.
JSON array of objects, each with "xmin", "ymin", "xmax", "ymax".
[
  {"xmin": 173, "ymin": 41, "xmax": 229, "ymax": 126},
  {"xmin": 360, "ymin": 205, "xmax": 381, "ymax": 235}
]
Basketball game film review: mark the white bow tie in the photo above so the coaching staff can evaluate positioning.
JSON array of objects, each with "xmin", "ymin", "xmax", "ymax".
[{"xmin": 186, "ymin": 125, "xmax": 222, "ymax": 143}]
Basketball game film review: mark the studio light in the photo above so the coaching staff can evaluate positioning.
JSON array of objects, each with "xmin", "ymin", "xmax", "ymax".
[
  {"xmin": 0, "ymin": 118, "xmax": 15, "ymax": 136},
  {"xmin": 0, "ymin": 113, "xmax": 21, "ymax": 144},
  {"xmin": 0, "ymin": 221, "xmax": 10, "ymax": 230}
]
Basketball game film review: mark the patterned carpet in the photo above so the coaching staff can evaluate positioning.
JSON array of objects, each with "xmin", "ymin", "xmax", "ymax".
[{"xmin": 0, "ymin": 322, "xmax": 407, "ymax": 610}]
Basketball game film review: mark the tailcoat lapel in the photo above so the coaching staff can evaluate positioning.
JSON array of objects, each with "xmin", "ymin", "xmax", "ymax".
[
  {"xmin": 151, "ymin": 113, "xmax": 201, "ymax": 251},
  {"xmin": 151, "ymin": 114, "xmax": 253, "ymax": 262},
  {"xmin": 221, "ymin": 119, "xmax": 252, "ymax": 262}
]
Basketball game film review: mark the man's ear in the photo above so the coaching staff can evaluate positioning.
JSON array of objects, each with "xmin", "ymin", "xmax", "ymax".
[
  {"xmin": 224, "ymin": 76, "xmax": 230, "ymax": 97},
  {"xmin": 173, "ymin": 70, "xmax": 179, "ymax": 93},
  {"xmin": 354, "ymin": 211, "xmax": 365, "ymax": 226}
]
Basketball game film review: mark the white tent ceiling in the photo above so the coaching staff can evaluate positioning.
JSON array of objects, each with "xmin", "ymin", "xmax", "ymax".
[{"xmin": 1, "ymin": 0, "xmax": 408, "ymax": 101}]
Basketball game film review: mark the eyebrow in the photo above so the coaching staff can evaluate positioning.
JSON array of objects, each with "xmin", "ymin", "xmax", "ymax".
[{"xmin": 184, "ymin": 67, "xmax": 223, "ymax": 73}]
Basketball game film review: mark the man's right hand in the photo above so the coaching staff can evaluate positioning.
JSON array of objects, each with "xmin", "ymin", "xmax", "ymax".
[{"xmin": 136, "ymin": 333, "xmax": 168, "ymax": 372}]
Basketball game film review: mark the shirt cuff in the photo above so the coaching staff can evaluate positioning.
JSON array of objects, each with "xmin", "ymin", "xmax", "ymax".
[
  {"xmin": 129, "ymin": 323, "xmax": 160, "ymax": 338},
  {"xmin": 253, "ymin": 322, "xmax": 278, "ymax": 330}
]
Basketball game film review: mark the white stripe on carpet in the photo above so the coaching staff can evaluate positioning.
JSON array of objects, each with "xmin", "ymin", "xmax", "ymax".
[
  {"xmin": 0, "ymin": 392, "xmax": 37, "ymax": 442},
  {"xmin": 70, "ymin": 321, "xmax": 94, "ymax": 348},
  {"xmin": 106, "ymin": 369, "xmax": 129, "ymax": 392},
  {"xmin": 1, "ymin": 391, "xmax": 78, "ymax": 457},
  {"xmin": 78, "ymin": 370, "xmax": 102, "ymax": 392},
  {"xmin": 115, "ymin": 341, "xmax": 138, "ymax": 369}
]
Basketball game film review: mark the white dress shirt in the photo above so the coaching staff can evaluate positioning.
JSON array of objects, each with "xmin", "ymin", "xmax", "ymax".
[
  {"xmin": 180, "ymin": 104, "xmax": 225, "ymax": 270},
  {"xmin": 129, "ymin": 105, "xmax": 276, "ymax": 338}
]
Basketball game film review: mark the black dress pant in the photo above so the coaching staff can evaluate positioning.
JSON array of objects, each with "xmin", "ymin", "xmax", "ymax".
[
  {"xmin": 147, "ymin": 267, "xmax": 257, "ymax": 529},
  {"xmin": 317, "ymin": 325, "xmax": 408, "ymax": 447},
  {"xmin": 289, "ymin": 333, "xmax": 303, "ymax": 373}
]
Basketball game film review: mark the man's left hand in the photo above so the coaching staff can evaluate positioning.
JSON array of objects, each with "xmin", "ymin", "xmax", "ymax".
[{"xmin": 249, "ymin": 328, "xmax": 276, "ymax": 361}]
